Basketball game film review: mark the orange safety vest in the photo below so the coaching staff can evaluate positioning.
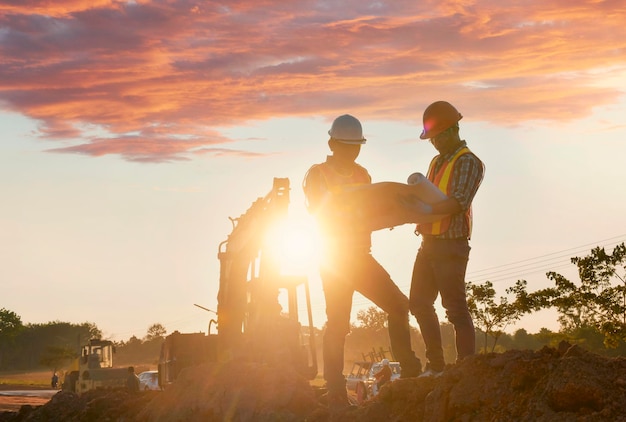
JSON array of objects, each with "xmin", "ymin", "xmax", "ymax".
[{"xmin": 417, "ymin": 147, "xmax": 474, "ymax": 237}]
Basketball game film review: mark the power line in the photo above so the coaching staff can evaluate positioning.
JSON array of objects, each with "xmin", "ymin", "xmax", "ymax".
[
  {"xmin": 467, "ymin": 236, "xmax": 626, "ymax": 283},
  {"xmin": 469, "ymin": 234, "xmax": 626, "ymax": 275},
  {"xmin": 348, "ymin": 235, "xmax": 626, "ymax": 309}
]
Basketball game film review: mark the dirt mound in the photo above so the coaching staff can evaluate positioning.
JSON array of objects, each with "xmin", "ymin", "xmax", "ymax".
[
  {"xmin": 0, "ymin": 388, "xmax": 158, "ymax": 422},
  {"xmin": 3, "ymin": 342, "xmax": 626, "ymax": 421},
  {"xmin": 139, "ymin": 361, "xmax": 322, "ymax": 421},
  {"xmin": 340, "ymin": 342, "xmax": 626, "ymax": 421}
]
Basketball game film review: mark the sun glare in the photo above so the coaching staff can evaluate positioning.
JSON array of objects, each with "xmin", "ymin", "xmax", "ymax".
[{"xmin": 267, "ymin": 216, "xmax": 321, "ymax": 275}]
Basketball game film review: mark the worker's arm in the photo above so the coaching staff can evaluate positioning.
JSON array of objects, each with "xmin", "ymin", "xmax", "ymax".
[
  {"xmin": 302, "ymin": 166, "xmax": 326, "ymax": 213},
  {"xmin": 444, "ymin": 154, "xmax": 484, "ymax": 214},
  {"xmin": 399, "ymin": 154, "xmax": 483, "ymax": 216}
]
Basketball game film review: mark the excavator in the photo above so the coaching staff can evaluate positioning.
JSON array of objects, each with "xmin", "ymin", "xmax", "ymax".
[
  {"xmin": 157, "ymin": 174, "xmax": 446, "ymax": 388},
  {"xmin": 158, "ymin": 178, "xmax": 318, "ymax": 388}
]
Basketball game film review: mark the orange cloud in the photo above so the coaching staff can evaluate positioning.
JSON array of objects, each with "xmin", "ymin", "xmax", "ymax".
[{"xmin": 0, "ymin": 0, "xmax": 624, "ymax": 161}]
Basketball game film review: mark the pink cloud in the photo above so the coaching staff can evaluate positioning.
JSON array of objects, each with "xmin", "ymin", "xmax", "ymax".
[{"xmin": 0, "ymin": 0, "xmax": 624, "ymax": 162}]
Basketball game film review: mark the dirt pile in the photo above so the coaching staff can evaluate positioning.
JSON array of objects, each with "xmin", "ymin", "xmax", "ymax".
[
  {"xmin": 339, "ymin": 341, "xmax": 626, "ymax": 421},
  {"xmin": 139, "ymin": 361, "xmax": 322, "ymax": 421},
  {"xmin": 0, "ymin": 388, "xmax": 158, "ymax": 422},
  {"xmin": 3, "ymin": 342, "xmax": 626, "ymax": 421}
]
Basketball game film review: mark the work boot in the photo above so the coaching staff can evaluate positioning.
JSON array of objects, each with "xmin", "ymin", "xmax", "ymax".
[
  {"xmin": 400, "ymin": 359, "xmax": 422, "ymax": 379},
  {"xmin": 325, "ymin": 389, "xmax": 356, "ymax": 412},
  {"xmin": 417, "ymin": 363, "xmax": 444, "ymax": 378}
]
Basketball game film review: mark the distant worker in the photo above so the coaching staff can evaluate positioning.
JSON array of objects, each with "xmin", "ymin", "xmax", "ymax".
[
  {"xmin": 401, "ymin": 101, "xmax": 485, "ymax": 377},
  {"xmin": 373, "ymin": 359, "xmax": 392, "ymax": 392},
  {"xmin": 303, "ymin": 114, "xmax": 422, "ymax": 411},
  {"xmin": 51, "ymin": 372, "xmax": 59, "ymax": 389},
  {"xmin": 87, "ymin": 351, "xmax": 101, "ymax": 369},
  {"xmin": 126, "ymin": 366, "xmax": 140, "ymax": 392}
]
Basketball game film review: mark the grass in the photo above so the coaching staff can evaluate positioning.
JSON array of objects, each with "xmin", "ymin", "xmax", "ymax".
[
  {"xmin": 1, "ymin": 367, "xmax": 325, "ymax": 389},
  {"xmin": 0, "ymin": 370, "xmax": 53, "ymax": 388}
]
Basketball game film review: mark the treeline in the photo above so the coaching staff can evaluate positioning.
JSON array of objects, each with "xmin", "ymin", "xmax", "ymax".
[
  {"xmin": 113, "ymin": 323, "xmax": 166, "ymax": 367},
  {"xmin": 0, "ymin": 313, "xmax": 167, "ymax": 371},
  {"xmin": 0, "ymin": 316, "xmax": 102, "ymax": 371},
  {"xmin": 467, "ymin": 242, "xmax": 626, "ymax": 353}
]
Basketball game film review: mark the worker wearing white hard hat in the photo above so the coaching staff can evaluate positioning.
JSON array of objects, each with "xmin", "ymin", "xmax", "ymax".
[
  {"xmin": 303, "ymin": 114, "xmax": 422, "ymax": 411},
  {"xmin": 327, "ymin": 114, "xmax": 367, "ymax": 145}
]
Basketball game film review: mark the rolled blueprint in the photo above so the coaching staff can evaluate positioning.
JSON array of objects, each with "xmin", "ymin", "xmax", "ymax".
[{"xmin": 332, "ymin": 174, "xmax": 448, "ymax": 231}]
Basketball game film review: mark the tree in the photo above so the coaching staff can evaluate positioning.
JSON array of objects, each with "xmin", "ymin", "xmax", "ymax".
[
  {"xmin": 511, "ymin": 328, "xmax": 542, "ymax": 350},
  {"xmin": 0, "ymin": 309, "xmax": 23, "ymax": 369},
  {"xmin": 355, "ymin": 307, "xmax": 387, "ymax": 331},
  {"xmin": 547, "ymin": 243, "xmax": 626, "ymax": 348},
  {"xmin": 0, "ymin": 308, "xmax": 23, "ymax": 337},
  {"xmin": 145, "ymin": 323, "xmax": 167, "ymax": 341},
  {"xmin": 40, "ymin": 345, "xmax": 76, "ymax": 371},
  {"xmin": 467, "ymin": 281, "xmax": 513, "ymax": 352},
  {"xmin": 1, "ymin": 320, "xmax": 103, "ymax": 370},
  {"xmin": 82, "ymin": 322, "xmax": 103, "ymax": 340},
  {"xmin": 466, "ymin": 280, "xmax": 538, "ymax": 352}
]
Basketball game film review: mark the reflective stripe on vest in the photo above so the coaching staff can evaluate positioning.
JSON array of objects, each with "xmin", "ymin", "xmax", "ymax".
[{"xmin": 418, "ymin": 147, "xmax": 472, "ymax": 236}]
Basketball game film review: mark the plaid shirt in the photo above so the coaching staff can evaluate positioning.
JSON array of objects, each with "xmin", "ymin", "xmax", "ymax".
[{"xmin": 429, "ymin": 141, "xmax": 484, "ymax": 239}]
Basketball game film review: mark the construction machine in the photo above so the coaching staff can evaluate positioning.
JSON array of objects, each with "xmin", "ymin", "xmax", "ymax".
[
  {"xmin": 158, "ymin": 178, "xmax": 318, "ymax": 388},
  {"xmin": 62, "ymin": 338, "xmax": 128, "ymax": 394}
]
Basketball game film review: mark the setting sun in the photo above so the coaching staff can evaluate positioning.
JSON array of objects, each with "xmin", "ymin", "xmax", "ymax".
[{"xmin": 266, "ymin": 216, "xmax": 321, "ymax": 275}]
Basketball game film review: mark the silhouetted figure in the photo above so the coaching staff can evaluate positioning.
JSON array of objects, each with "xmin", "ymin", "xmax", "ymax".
[
  {"xmin": 51, "ymin": 372, "xmax": 59, "ymax": 389},
  {"xmin": 405, "ymin": 101, "xmax": 485, "ymax": 378},
  {"xmin": 303, "ymin": 115, "xmax": 422, "ymax": 411},
  {"xmin": 126, "ymin": 366, "xmax": 139, "ymax": 392}
]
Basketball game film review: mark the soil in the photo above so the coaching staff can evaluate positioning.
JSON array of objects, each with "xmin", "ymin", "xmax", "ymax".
[
  {"xmin": 0, "ymin": 396, "xmax": 51, "ymax": 414},
  {"xmin": 2, "ymin": 341, "xmax": 625, "ymax": 422},
  {"xmin": 0, "ymin": 385, "xmax": 55, "ymax": 413}
]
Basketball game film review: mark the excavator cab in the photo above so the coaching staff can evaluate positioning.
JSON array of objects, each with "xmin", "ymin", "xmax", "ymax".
[{"xmin": 80, "ymin": 339, "xmax": 114, "ymax": 368}]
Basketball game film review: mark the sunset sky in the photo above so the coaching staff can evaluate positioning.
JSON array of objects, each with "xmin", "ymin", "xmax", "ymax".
[{"xmin": 2, "ymin": 0, "xmax": 626, "ymax": 342}]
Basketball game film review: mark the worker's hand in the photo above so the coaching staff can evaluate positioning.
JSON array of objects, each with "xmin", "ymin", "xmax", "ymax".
[{"xmin": 397, "ymin": 194, "xmax": 433, "ymax": 214}]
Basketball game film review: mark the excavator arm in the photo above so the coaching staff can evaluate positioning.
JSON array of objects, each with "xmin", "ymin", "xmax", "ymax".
[
  {"xmin": 216, "ymin": 178, "xmax": 317, "ymax": 379},
  {"xmin": 159, "ymin": 178, "xmax": 318, "ymax": 388}
]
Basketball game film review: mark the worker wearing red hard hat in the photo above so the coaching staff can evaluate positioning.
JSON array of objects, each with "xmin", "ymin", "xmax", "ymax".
[
  {"xmin": 303, "ymin": 114, "xmax": 423, "ymax": 411},
  {"xmin": 402, "ymin": 101, "xmax": 485, "ymax": 378}
]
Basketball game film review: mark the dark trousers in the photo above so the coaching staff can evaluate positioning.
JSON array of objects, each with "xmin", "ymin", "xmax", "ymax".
[
  {"xmin": 409, "ymin": 237, "xmax": 474, "ymax": 369},
  {"xmin": 321, "ymin": 252, "xmax": 421, "ymax": 393}
]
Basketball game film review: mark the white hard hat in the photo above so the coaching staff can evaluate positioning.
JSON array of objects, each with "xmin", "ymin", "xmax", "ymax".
[
  {"xmin": 381, "ymin": 359, "xmax": 389, "ymax": 366},
  {"xmin": 328, "ymin": 114, "xmax": 366, "ymax": 144}
]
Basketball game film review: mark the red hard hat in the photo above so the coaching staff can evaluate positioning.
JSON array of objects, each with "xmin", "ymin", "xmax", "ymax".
[{"xmin": 419, "ymin": 101, "xmax": 463, "ymax": 139}]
